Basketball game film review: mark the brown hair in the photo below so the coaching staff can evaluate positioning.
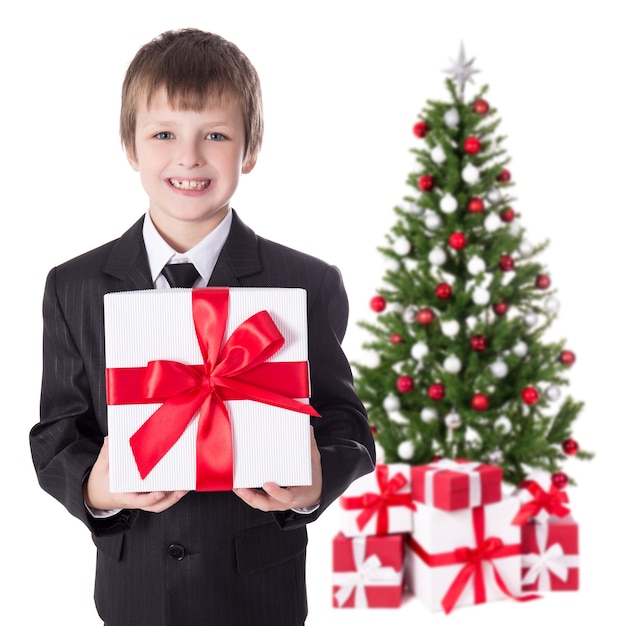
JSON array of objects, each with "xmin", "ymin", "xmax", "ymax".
[{"xmin": 120, "ymin": 28, "xmax": 263, "ymax": 166}]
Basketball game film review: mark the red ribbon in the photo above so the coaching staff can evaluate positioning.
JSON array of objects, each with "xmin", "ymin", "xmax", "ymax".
[
  {"xmin": 106, "ymin": 288, "xmax": 320, "ymax": 491},
  {"xmin": 512, "ymin": 480, "xmax": 570, "ymax": 525},
  {"xmin": 340, "ymin": 465, "xmax": 416, "ymax": 534},
  {"xmin": 408, "ymin": 507, "xmax": 538, "ymax": 614}
]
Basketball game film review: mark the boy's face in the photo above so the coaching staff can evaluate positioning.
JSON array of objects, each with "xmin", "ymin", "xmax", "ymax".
[{"xmin": 127, "ymin": 87, "xmax": 254, "ymax": 246}]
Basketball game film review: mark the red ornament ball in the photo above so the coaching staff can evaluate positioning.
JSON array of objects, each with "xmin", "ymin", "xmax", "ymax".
[
  {"xmin": 552, "ymin": 472, "xmax": 569, "ymax": 490},
  {"xmin": 500, "ymin": 207, "xmax": 515, "ymax": 223},
  {"xmin": 418, "ymin": 175, "xmax": 435, "ymax": 191},
  {"xmin": 471, "ymin": 393, "xmax": 489, "ymax": 411},
  {"xmin": 562, "ymin": 438, "xmax": 580, "ymax": 456},
  {"xmin": 470, "ymin": 334, "xmax": 488, "ymax": 351},
  {"xmin": 464, "ymin": 136, "xmax": 482, "ymax": 154},
  {"xmin": 428, "ymin": 382, "xmax": 446, "ymax": 401},
  {"xmin": 535, "ymin": 274, "xmax": 551, "ymax": 289},
  {"xmin": 499, "ymin": 255, "xmax": 515, "ymax": 271},
  {"xmin": 390, "ymin": 333, "xmax": 403, "ymax": 345},
  {"xmin": 416, "ymin": 308, "xmax": 435, "ymax": 325},
  {"xmin": 396, "ymin": 375, "xmax": 414, "ymax": 393},
  {"xmin": 413, "ymin": 120, "xmax": 429, "ymax": 138},
  {"xmin": 473, "ymin": 98, "xmax": 490, "ymax": 115},
  {"xmin": 497, "ymin": 168, "xmax": 512, "ymax": 183},
  {"xmin": 448, "ymin": 231, "xmax": 467, "ymax": 250},
  {"xmin": 370, "ymin": 295, "xmax": 386, "ymax": 312},
  {"xmin": 492, "ymin": 301, "xmax": 508, "ymax": 316},
  {"xmin": 559, "ymin": 350, "xmax": 576, "ymax": 366},
  {"xmin": 467, "ymin": 197, "xmax": 485, "ymax": 213},
  {"xmin": 435, "ymin": 283, "xmax": 452, "ymax": 299},
  {"xmin": 370, "ymin": 425, "xmax": 377, "ymax": 436},
  {"xmin": 521, "ymin": 386, "xmax": 540, "ymax": 405}
]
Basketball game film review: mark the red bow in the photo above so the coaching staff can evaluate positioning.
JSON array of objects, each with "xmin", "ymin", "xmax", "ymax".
[
  {"xmin": 512, "ymin": 480, "xmax": 570, "ymax": 525},
  {"xmin": 340, "ymin": 465, "xmax": 416, "ymax": 534},
  {"xmin": 106, "ymin": 288, "xmax": 319, "ymax": 490}
]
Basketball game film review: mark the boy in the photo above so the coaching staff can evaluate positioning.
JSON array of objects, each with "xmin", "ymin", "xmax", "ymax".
[{"xmin": 30, "ymin": 28, "xmax": 375, "ymax": 625}]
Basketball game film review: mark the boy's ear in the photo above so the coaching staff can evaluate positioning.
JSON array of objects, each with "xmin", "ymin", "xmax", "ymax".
[
  {"xmin": 242, "ymin": 156, "xmax": 257, "ymax": 174},
  {"xmin": 125, "ymin": 146, "xmax": 140, "ymax": 172}
]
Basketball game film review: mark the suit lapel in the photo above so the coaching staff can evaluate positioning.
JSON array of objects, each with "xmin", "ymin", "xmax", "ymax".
[
  {"xmin": 102, "ymin": 216, "xmax": 153, "ymax": 290},
  {"xmin": 208, "ymin": 210, "xmax": 263, "ymax": 286}
]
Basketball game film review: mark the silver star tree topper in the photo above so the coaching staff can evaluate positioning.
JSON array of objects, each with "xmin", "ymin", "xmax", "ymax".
[{"xmin": 444, "ymin": 42, "xmax": 480, "ymax": 100}]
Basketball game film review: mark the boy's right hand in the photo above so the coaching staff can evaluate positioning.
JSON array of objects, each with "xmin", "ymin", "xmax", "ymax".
[{"xmin": 83, "ymin": 437, "xmax": 188, "ymax": 513}]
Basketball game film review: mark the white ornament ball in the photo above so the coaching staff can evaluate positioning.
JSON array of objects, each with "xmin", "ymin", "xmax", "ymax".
[
  {"xmin": 513, "ymin": 341, "xmax": 528, "ymax": 357},
  {"xmin": 421, "ymin": 407, "xmax": 438, "ymax": 423},
  {"xmin": 392, "ymin": 236, "xmax": 412, "ymax": 256},
  {"xmin": 424, "ymin": 212, "xmax": 442, "ymax": 231},
  {"xmin": 408, "ymin": 202, "xmax": 425, "ymax": 217},
  {"xmin": 383, "ymin": 394, "xmax": 401, "ymax": 412},
  {"xmin": 388, "ymin": 411, "xmax": 409, "ymax": 425},
  {"xmin": 443, "ymin": 354, "xmax": 463, "ymax": 374},
  {"xmin": 441, "ymin": 319, "xmax": 460, "ymax": 337},
  {"xmin": 411, "ymin": 342, "xmax": 429, "ymax": 360},
  {"xmin": 431, "ymin": 145, "xmax": 446, "ymax": 164},
  {"xmin": 445, "ymin": 411, "xmax": 462, "ymax": 429},
  {"xmin": 362, "ymin": 351, "xmax": 381, "ymax": 368},
  {"xmin": 518, "ymin": 239, "xmax": 534, "ymax": 257},
  {"xmin": 488, "ymin": 449, "xmax": 504, "ymax": 464},
  {"xmin": 467, "ymin": 255, "xmax": 486, "ymax": 276},
  {"xmin": 544, "ymin": 297, "xmax": 560, "ymax": 314},
  {"xmin": 545, "ymin": 385, "xmax": 562, "ymax": 402},
  {"xmin": 384, "ymin": 258, "xmax": 401, "ymax": 272},
  {"xmin": 494, "ymin": 415, "xmax": 512, "ymax": 434},
  {"xmin": 440, "ymin": 193, "xmax": 458, "ymax": 214},
  {"xmin": 484, "ymin": 212, "xmax": 502, "ymax": 232},
  {"xmin": 428, "ymin": 247, "xmax": 447, "ymax": 266},
  {"xmin": 486, "ymin": 188, "xmax": 501, "ymax": 204},
  {"xmin": 523, "ymin": 312, "xmax": 538, "ymax": 327},
  {"xmin": 472, "ymin": 287, "xmax": 490, "ymax": 306},
  {"xmin": 462, "ymin": 163, "xmax": 480, "ymax": 184},
  {"xmin": 490, "ymin": 359, "xmax": 509, "ymax": 378},
  {"xmin": 397, "ymin": 440, "xmax": 415, "ymax": 460},
  {"xmin": 402, "ymin": 305, "xmax": 418, "ymax": 323},
  {"xmin": 466, "ymin": 316, "xmax": 477, "ymax": 330},
  {"xmin": 444, "ymin": 108, "xmax": 460, "ymax": 128},
  {"xmin": 509, "ymin": 220, "xmax": 521, "ymax": 236}
]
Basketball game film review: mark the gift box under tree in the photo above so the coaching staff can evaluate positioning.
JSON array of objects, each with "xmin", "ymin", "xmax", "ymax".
[
  {"xmin": 104, "ymin": 287, "xmax": 318, "ymax": 492},
  {"xmin": 406, "ymin": 497, "xmax": 525, "ymax": 613},
  {"xmin": 512, "ymin": 469, "xmax": 571, "ymax": 525},
  {"xmin": 411, "ymin": 458, "xmax": 502, "ymax": 511},
  {"xmin": 339, "ymin": 463, "xmax": 415, "ymax": 537},
  {"xmin": 332, "ymin": 532, "xmax": 404, "ymax": 608}
]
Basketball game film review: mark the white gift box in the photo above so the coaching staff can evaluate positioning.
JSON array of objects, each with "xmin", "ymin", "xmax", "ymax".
[
  {"xmin": 512, "ymin": 469, "xmax": 571, "ymax": 524},
  {"xmin": 406, "ymin": 497, "xmax": 522, "ymax": 613},
  {"xmin": 339, "ymin": 463, "xmax": 414, "ymax": 537},
  {"xmin": 104, "ymin": 287, "xmax": 314, "ymax": 492}
]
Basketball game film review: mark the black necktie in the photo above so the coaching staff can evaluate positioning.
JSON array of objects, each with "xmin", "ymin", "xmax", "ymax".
[{"xmin": 161, "ymin": 263, "xmax": 200, "ymax": 288}]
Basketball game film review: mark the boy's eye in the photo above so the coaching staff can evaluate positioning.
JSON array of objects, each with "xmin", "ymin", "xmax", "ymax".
[
  {"xmin": 154, "ymin": 132, "xmax": 174, "ymax": 140},
  {"xmin": 207, "ymin": 133, "xmax": 226, "ymax": 141}
]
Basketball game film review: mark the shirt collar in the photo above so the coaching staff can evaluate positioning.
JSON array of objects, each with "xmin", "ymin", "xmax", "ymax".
[{"xmin": 142, "ymin": 209, "xmax": 233, "ymax": 286}]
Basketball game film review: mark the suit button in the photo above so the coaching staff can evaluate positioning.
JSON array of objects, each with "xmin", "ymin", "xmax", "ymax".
[{"xmin": 168, "ymin": 544, "xmax": 186, "ymax": 560}]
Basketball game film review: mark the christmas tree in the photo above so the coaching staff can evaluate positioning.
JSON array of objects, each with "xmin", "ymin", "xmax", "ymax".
[{"xmin": 353, "ymin": 45, "xmax": 592, "ymax": 487}]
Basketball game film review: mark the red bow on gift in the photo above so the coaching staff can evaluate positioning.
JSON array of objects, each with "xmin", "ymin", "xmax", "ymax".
[
  {"xmin": 340, "ymin": 465, "xmax": 416, "ymax": 534},
  {"xmin": 106, "ymin": 288, "xmax": 319, "ymax": 491},
  {"xmin": 512, "ymin": 480, "xmax": 570, "ymax": 525},
  {"xmin": 408, "ymin": 506, "xmax": 538, "ymax": 614}
]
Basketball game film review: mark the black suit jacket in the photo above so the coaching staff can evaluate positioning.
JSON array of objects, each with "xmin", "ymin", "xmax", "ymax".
[{"xmin": 30, "ymin": 211, "xmax": 375, "ymax": 626}]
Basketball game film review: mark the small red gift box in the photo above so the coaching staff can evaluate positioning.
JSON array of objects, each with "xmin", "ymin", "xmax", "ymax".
[
  {"xmin": 521, "ymin": 516, "xmax": 579, "ymax": 591},
  {"xmin": 332, "ymin": 532, "xmax": 404, "ymax": 608},
  {"xmin": 411, "ymin": 458, "xmax": 502, "ymax": 511}
]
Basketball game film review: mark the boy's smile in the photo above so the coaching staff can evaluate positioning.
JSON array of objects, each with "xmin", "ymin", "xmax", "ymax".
[{"xmin": 127, "ymin": 87, "xmax": 255, "ymax": 251}]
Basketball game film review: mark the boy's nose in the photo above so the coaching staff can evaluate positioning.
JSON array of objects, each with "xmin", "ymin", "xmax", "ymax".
[{"xmin": 176, "ymin": 141, "xmax": 205, "ymax": 168}]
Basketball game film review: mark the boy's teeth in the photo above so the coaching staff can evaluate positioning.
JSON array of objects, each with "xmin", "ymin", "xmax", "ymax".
[{"xmin": 170, "ymin": 179, "xmax": 209, "ymax": 189}]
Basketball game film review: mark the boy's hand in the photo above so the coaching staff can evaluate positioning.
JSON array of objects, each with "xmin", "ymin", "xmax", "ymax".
[
  {"xmin": 83, "ymin": 437, "xmax": 188, "ymax": 514},
  {"xmin": 233, "ymin": 426, "xmax": 322, "ymax": 512}
]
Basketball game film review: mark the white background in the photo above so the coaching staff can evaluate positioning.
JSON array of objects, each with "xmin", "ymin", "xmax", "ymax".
[{"xmin": 1, "ymin": 1, "xmax": 621, "ymax": 623}]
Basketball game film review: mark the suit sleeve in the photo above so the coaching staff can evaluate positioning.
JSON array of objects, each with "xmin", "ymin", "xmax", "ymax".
[
  {"xmin": 274, "ymin": 264, "xmax": 375, "ymax": 529},
  {"xmin": 29, "ymin": 267, "xmax": 135, "ymax": 535}
]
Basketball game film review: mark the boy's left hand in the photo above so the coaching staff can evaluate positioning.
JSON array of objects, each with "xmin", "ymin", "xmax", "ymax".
[{"xmin": 234, "ymin": 426, "xmax": 322, "ymax": 512}]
